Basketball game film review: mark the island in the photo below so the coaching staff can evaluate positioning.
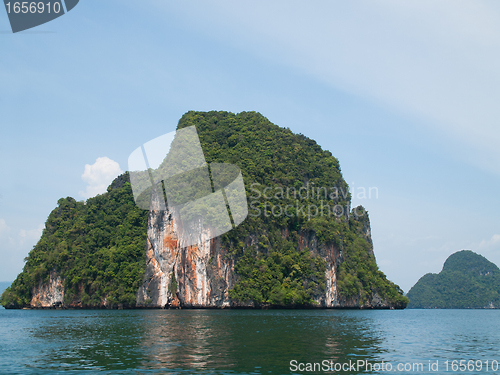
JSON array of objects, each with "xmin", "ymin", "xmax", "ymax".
[
  {"xmin": 407, "ymin": 250, "xmax": 500, "ymax": 308},
  {"xmin": 1, "ymin": 111, "xmax": 408, "ymax": 310}
]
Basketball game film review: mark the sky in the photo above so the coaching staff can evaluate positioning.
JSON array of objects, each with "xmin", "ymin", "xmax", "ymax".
[{"xmin": 1, "ymin": 0, "xmax": 499, "ymax": 292}]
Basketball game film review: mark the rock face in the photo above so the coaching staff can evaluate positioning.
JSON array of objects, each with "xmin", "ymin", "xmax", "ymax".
[
  {"xmin": 296, "ymin": 230, "xmax": 339, "ymax": 307},
  {"xmin": 137, "ymin": 190, "xmax": 236, "ymax": 308},
  {"xmin": 137, "ymin": 190, "xmax": 390, "ymax": 309},
  {"xmin": 30, "ymin": 271, "xmax": 64, "ymax": 308}
]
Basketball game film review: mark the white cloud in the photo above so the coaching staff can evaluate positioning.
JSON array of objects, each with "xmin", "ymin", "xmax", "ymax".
[
  {"xmin": 0, "ymin": 219, "xmax": 15, "ymax": 247},
  {"xmin": 79, "ymin": 157, "xmax": 123, "ymax": 199},
  {"xmin": 0, "ymin": 219, "xmax": 44, "ymax": 247},
  {"xmin": 18, "ymin": 223, "xmax": 44, "ymax": 246},
  {"xmin": 0, "ymin": 221, "xmax": 44, "ymax": 281},
  {"xmin": 158, "ymin": 0, "xmax": 500, "ymax": 174},
  {"xmin": 478, "ymin": 234, "xmax": 500, "ymax": 251},
  {"xmin": 0, "ymin": 219, "xmax": 9, "ymax": 236}
]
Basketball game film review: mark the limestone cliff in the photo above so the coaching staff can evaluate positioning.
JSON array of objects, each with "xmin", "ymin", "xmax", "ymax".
[
  {"xmin": 136, "ymin": 188, "xmax": 236, "ymax": 308},
  {"xmin": 136, "ymin": 191, "xmax": 395, "ymax": 309},
  {"xmin": 30, "ymin": 271, "xmax": 64, "ymax": 308},
  {"xmin": 134, "ymin": 111, "xmax": 406, "ymax": 309}
]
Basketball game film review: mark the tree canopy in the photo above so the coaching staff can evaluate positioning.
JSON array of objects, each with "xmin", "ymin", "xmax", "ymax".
[{"xmin": 407, "ymin": 250, "xmax": 500, "ymax": 308}]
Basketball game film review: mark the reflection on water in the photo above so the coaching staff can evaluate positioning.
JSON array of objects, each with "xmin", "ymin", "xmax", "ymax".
[
  {"xmin": 140, "ymin": 310, "xmax": 383, "ymax": 372},
  {"xmin": 7, "ymin": 310, "xmax": 147, "ymax": 372},
  {"xmin": 1, "ymin": 309, "xmax": 500, "ymax": 374}
]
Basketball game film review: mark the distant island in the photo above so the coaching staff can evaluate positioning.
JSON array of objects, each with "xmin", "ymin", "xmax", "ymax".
[
  {"xmin": 1, "ymin": 111, "xmax": 408, "ymax": 310},
  {"xmin": 407, "ymin": 250, "xmax": 500, "ymax": 308}
]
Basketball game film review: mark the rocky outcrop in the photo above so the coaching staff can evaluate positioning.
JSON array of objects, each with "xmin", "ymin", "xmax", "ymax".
[
  {"xmin": 3, "ymin": 111, "xmax": 405, "ymax": 310},
  {"xmin": 136, "ymin": 190, "xmax": 395, "ymax": 309},
  {"xmin": 295, "ymin": 229, "xmax": 339, "ymax": 307},
  {"xmin": 136, "ymin": 189, "xmax": 236, "ymax": 308},
  {"xmin": 30, "ymin": 271, "xmax": 64, "ymax": 308},
  {"xmin": 23, "ymin": 208, "xmax": 394, "ymax": 309}
]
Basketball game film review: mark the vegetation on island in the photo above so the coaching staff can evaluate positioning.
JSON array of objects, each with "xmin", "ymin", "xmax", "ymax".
[
  {"xmin": 407, "ymin": 250, "xmax": 500, "ymax": 308},
  {"xmin": 336, "ymin": 211, "xmax": 407, "ymax": 307},
  {"xmin": 179, "ymin": 111, "xmax": 408, "ymax": 307},
  {"xmin": 1, "ymin": 110, "xmax": 407, "ymax": 308},
  {"xmin": 0, "ymin": 175, "xmax": 148, "ymax": 308}
]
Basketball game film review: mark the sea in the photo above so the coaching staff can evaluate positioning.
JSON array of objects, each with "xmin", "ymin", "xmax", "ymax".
[{"xmin": 0, "ymin": 308, "xmax": 499, "ymax": 374}]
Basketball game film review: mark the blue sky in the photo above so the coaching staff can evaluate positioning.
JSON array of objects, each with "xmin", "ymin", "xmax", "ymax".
[{"xmin": 1, "ymin": 0, "xmax": 499, "ymax": 292}]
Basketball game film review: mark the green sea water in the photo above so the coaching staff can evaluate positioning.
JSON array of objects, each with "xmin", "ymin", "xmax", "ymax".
[{"xmin": 0, "ymin": 309, "xmax": 499, "ymax": 374}]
